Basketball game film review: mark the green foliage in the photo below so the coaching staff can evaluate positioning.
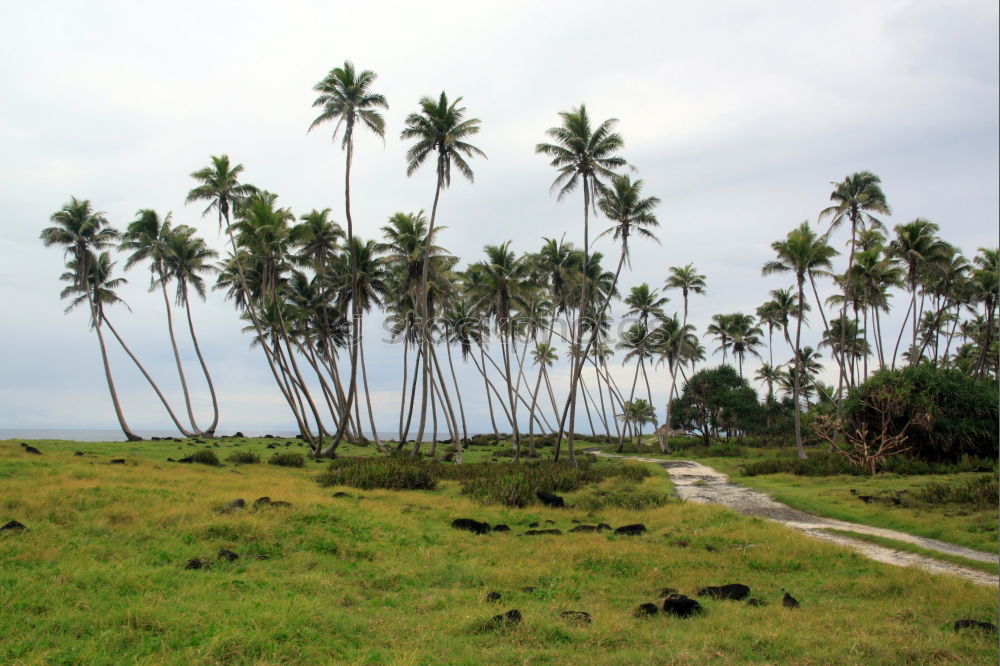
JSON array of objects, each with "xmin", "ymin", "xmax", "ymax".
[
  {"xmin": 843, "ymin": 365, "xmax": 998, "ymax": 462},
  {"xmin": 670, "ymin": 365, "xmax": 761, "ymax": 443},
  {"xmin": 189, "ymin": 449, "xmax": 220, "ymax": 466},
  {"xmin": 318, "ymin": 456, "xmax": 438, "ymax": 491},
  {"xmin": 226, "ymin": 451, "xmax": 260, "ymax": 464},
  {"xmin": 267, "ymin": 453, "xmax": 305, "ymax": 468},
  {"xmin": 740, "ymin": 452, "xmax": 996, "ymax": 478},
  {"xmin": 915, "ymin": 476, "xmax": 998, "ymax": 508}
]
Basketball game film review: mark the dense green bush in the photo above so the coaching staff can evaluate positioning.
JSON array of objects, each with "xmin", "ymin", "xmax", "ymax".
[
  {"xmin": 740, "ymin": 452, "xmax": 996, "ymax": 477},
  {"xmin": 670, "ymin": 365, "xmax": 761, "ymax": 445},
  {"xmin": 189, "ymin": 449, "xmax": 220, "ymax": 466},
  {"xmin": 842, "ymin": 365, "xmax": 998, "ymax": 463},
  {"xmin": 226, "ymin": 451, "xmax": 260, "ymax": 464},
  {"xmin": 318, "ymin": 456, "xmax": 438, "ymax": 490},
  {"xmin": 268, "ymin": 453, "xmax": 305, "ymax": 468},
  {"xmin": 915, "ymin": 475, "xmax": 998, "ymax": 508}
]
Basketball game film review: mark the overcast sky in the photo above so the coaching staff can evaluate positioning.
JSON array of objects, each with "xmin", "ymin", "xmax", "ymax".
[{"xmin": 1, "ymin": 0, "xmax": 997, "ymax": 435}]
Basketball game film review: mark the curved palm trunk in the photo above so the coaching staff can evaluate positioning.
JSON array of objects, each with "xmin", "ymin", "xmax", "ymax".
[
  {"xmin": 793, "ymin": 276, "xmax": 807, "ymax": 460},
  {"xmin": 563, "ymin": 175, "xmax": 591, "ymax": 467},
  {"xmin": 160, "ymin": 282, "xmax": 202, "ymax": 434},
  {"xmin": 103, "ymin": 315, "xmax": 194, "ymax": 437},
  {"xmin": 444, "ymin": 333, "xmax": 467, "ymax": 462},
  {"xmin": 428, "ymin": 342, "xmax": 461, "ymax": 448},
  {"xmin": 358, "ymin": 325, "xmax": 384, "ymax": 452},
  {"xmin": 616, "ymin": 357, "xmax": 643, "ymax": 452},
  {"xmin": 183, "ymin": 296, "xmax": 219, "ymax": 435}
]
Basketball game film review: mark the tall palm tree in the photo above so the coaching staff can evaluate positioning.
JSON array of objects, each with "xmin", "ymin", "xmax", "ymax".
[
  {"xmin": 664, "ymin": 264, "xmax": 707, "ymax": 328},
  {"xmin": 120, "ymin": 209, "xmax": 204, "ymax": 435},
  {"xmin": 819, "ymin": 171, "xmax": 890, "ymax": 391},
  {"xmin": 536, "ymin": 105, "xmax": 627, "ymax": 465},
  {"xmin": 401, "ymin": 92, "xmax": 485, "ymax": 450},
  {"xmin": 726, "ymin": 313, "xmax": 765, "ymax": 379},
  {"xmin": 162, "ymin": 225, "xmax": 221, "ymax": 435},
  {"xmin": 310, "ymin": 61, "xmax": 388, "ymax": 448},
  {"xmin": 754, "ymin": 362, "xmax": 782, "ymax": 402},
  {"xmin": 42, "ymin": 199, "xmax": 140, "ymax": 441},
  {"xmin": 888, "ymin": 218, "xmax": 946, "ymax": 366},
  {"xmin": 762, "ymin": 221, "xmax": 837, "ymax": 459}
]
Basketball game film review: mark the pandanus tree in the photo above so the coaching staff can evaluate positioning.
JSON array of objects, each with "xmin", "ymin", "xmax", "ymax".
[
  {"xmin": 310, "ymin": 61, "xmax": 388, "ymax": 448},
  {"xmin": 401, "ymin": 92, "xmax": 485, "ymax": 450},
  {"xmin": 536, "ymin": 105, "xmax": 627, "ymax": 465},
  {"xmin": 42, "ymin": 199, "xmax": 141, "ymax": 441},
  {"xmin": 762, "ymin": 222, "xmax": 837, "ymax": 459}
]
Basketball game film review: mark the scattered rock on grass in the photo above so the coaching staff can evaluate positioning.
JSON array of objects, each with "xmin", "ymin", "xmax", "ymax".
[
  {"xmin": 954, "ymin": 620, "xmax": 997, "ymax": 633},
  {"xmin": 596, "ymin": 523, "xmax": 613, "ymax": 532},
  {"xmin": 528, "ymin": 522, "xmax": 540, "ymax": 528},
  {"xmin": 1, "ymin": 520, "xmax": 26, "ymax": 531},
  {"xmin": 451, "ymin": 518, "xmax": 491, "ymax": 535},
  {"xmin": 74, "ymin": 451, "xmax": 84, "ymax": 456},
  {"xmin": 614, "ymin": 524, "xmax": 646, "ymax": 536},
  {"xmin": 271, "ymin": 501, "xmax": 292, "ymax": 508},
  {"xmin": 184, "ymin": 558, "xmax": 205, "ymax": 570},
  {"xmin": 746, "ymin": 598, "xmax": 767, "ymax": 607},
  {"xmin": 698, "ymin": 584, "xmax": 751, "ymax": 601},
  {"xmin": 485, "ymin": 591, "xmax": 502, "ymax": 603},
  {"xmin": 332, "ymin": 492, "xmax": 353, "ymax": 498},
  {"xmin": 253, "ymin": 497, "xmax": 271, "ymax": 509},
  {"xmin": 662, "ymin": 594, "xmax": 703, "ymax": 618},
  {"xmin": 569, "ymin": 525, "xmax": 598, "ymax": 533},
  {"xmin": 217, "ymin": 549, "xmax": 239, "ymax": 562},
  {"xmin": 782, "ymin": 592, "xmax": 800, "ymax": 609},
  {"xmin": 560, "ymin": 610, "xmax": 592, "ymax": 624},
  {"xmin": 20, "ymin": 444, "xmax": 42, "ymax": 455},
  {"xmin": 488, "ymin": 609, "xmax": 522, "ymax": 629},
  {"xmin": 524, "ymin": 529, "xmax": 562, "ymax": 536},
  {"xmin": 537, "ymin": 491, "xmax": 565, "ymax": 507},
  {"xmin": 492, "ymin": 524, "xmax": 510, "ymax": 532},
  {"xmin": 109, "ymin": 459, "xmax": 126, "ymax": 464},
  {"xmin": 220, "ymin": 498, "xmax": 246, "ymax": 513},
  {"xmin": 634, "ymin": 603, "xmax": 659, "ymax": 617}
]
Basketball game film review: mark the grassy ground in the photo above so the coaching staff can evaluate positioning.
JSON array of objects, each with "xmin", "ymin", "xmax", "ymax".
[
  {"xmin": 600, "ymin": 440, "xmax": 999, "ymax": 554},
  {"xmin": 1, "ymin": 437, "xmax": 997, "ymax": 664}
]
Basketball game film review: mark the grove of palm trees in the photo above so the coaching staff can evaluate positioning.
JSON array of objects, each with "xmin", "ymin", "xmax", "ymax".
[{"xmin": 41, "ymin": 61, "xmax": 998, "ymax": 473}]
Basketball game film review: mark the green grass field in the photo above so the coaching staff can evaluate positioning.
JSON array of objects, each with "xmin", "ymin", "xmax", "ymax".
[{"xmin": 1, "ymin": 437, "xmax": 997, "ymax": 664}]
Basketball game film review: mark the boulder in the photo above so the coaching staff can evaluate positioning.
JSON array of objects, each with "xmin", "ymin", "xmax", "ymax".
[
  {"xmin": 782, "ymin": 592, "xmax": 799, "ymax": 609},
  {"xmin": 184, "ymin": 558, "xmax": 205, "ymax": 570},
  {"xmin": 485, "ymin": 591, "xmax": 502, "ymax": 603},
  {"xmin": 451, "ymin": 518, "xmax": 491, "ymax": 535},
  {"xmin": 488, "ymin": 609, "xmax": 522, "ymax": 628},
  {"xmin": 253, "ymin": 497, "xmax": 272, "ymax": 509},
  {"xmin": 536, "ymin": 490, "xmax": 565, "ymax": 507},
  {"xmin": 954, "ymin": 620, "xmax": 997, "ymax": 633},
  {"xmin": 220, "ymin": 498, "xmax": 246, "ymax": 513},
  {"xmin": 217, "ymin": 549, "xmax": 239, "ymax": 562},
  {"xmin": 596, "ymin": 523, "xmax": 613, "ymax": 532},
  {"xmin": 698, "ymin": 584, "xmax": 750, "ymax": 601},
  {"xmin": 662, "ymin": 594, "xmax": 703, "ymax": 618},
  {"xmin": 109, "ymin": 459, "xmax": 126, "ymax": 464},
  {"xmin": 524, "ymin": 529, "xmax": 562, "ymax": 536},
  {"xmin": 569, "ymin": 525, "xmax": 598, "ymax": 533},
  {"xmin": 560, "ymin": 610, "xmax": 592, "ymax": 624},
  {"xmin": 614, "ymin": 524, "xmax": 646, "ymax": 536},
  {"xmin": 1, "ymin": 520, "xmax": 26, "ymax": 531},
  {"xmin": 492, "ymin": 524, "xmax": 510, "ymax": 532},
  {"xmin": 634, "ymin": 603, "xmax": 659, "ymax": 617}
]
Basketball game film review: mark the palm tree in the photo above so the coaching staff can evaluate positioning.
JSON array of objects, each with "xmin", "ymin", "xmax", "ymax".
[
  {"xmin": 617, "ymin": 398, "xmax": 655, "ymax": 447},
  {"xmin": 291, "ymin": 208, "xmax": 343, "ymax": 277},
  {"xmin": 120, "ymin": 209, "xmax": 204, "ymax": 435},
  {"xmin": 536, "ymin": 105, "xmax": 627, "ymax": 465},
  {"xmin": 310, "ymin": 62, "xmax": 388, "ymax": 448},
  {"xmin": 615, "ymin": 323, "xmax": 655, "ymax": 451},
  {"xmin": 162, "ymin": 225, "xmax": 221, "ymax": 435},
  {"xmin": 726, "ymin": 313, "xmax": 765, "ymax": 379},
  {"xmin": 401, "ymin": 92, "xmax": 485, "ymax": 450},
  {"xmin": 754, "ymin": 362, "xmax": 782, "ymax": 402},
  {"xmin": 762, "ymin": 221, "xmax": 837, "ymax": 459},
  {"xmin": 819, "ymin": 171, "xmax": 890, "ymax": 390},
  {"xmin": 888, "ymin": 218, "xmax": 947, "ymax": 366},
  {"xmin": 624, "ymin": 283, "xmax": 668, "ymax": 327},
  {"xmin": 42, "ymin": 199, "xmax": 140, "ymax": 441},
  {"xmin": 664, "ymin": 264, "xmax": 706, "ymax": 328},
  {"xmin": 186, "ymin": 155, "xmax": 258, "ymax": 232}
]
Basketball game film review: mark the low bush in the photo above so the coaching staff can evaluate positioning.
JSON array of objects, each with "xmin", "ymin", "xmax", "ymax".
[
  {"xmin": 740, "ymin": 452, "xmax": 998, "ymax": 477},
  {"xmin": 189, "ymin": 450, "xmax": 220, "ymax": 466},
  {"xmin": 706, "ymin": 442, "xmax": 744, "ymax": 457},
  {"xmin": 318, "ymin": 456, "xmax": 438, "ymax": 490},
  {"xmin": 915, "ymin": 475, "xmax": 998, "ymax": 508},
  {"xmin": 226, "ymin": 451, "xmax": 260, "ymax": 464},
  {"xmin": 268, "ymin": 453, "xmax": 305, "ymax": 468},
  {"xmin": 574, "ymin": 490, "xmax": 674, "ymax": 511}
]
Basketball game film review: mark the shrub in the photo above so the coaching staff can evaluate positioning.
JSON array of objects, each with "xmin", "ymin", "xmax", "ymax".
[
  {"xmin": 318, "ymin": 456, "xmax": 438, "ymax": 490},
  {"xmin": 915, "ymin": 476, "xmax": 998, "ymax": 508},
  {"xmin": 190, "ymin": 449, "xmax": 220, "ymax": 466},
  {"xmin": 739, "ymin": 452, "xmax": 997, "ymax": 477},
  {"xmin": 226, "ymin": 451, "xmax": 260, "ymax": 464},
  {"xmin": 268, "ymin": 453, "xmax": 305, "ymax": 468},
  {"xmin": 706, "ymin": 443, "xmax": 744, "ymax": 457},
  {"xmin": 574, "ymin": 490, "xmax": 674, "ymax": 511}
]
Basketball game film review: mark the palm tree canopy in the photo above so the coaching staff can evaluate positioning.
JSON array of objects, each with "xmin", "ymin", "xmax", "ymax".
[
  {"xmin": 535, "ymin": 104, "xmax": 627, "ymax": 200},
  {"xmin": 161, "ymin": 225, "xmax": 218, "ymax": 305},
  {"xmin": 42, "ymin": 197, "xmax": 121, "ymax": 288},
  {"xmin": 595, "ymin": 174, "xmax": 661, "ymax": 256},
  {"xmin": 819, "ymin": 170, "xmax": 891, "ymax": 234},
  {"xmin": 309, "ymin": 61, "xmax": 388, "ymax": 148},
  {"xmin": 762, "ymin": 221, "xmax": 838, "ymax": 283},
  {"xmin": 665, "ymin": 263, "xmax": 706, "ymax": 298},
  {"xmin": 185, "ymin": 155, "xmax": 258, "ymax": 228},
  {"xmin": 59, "ymin": 251, "xmax": 129, "ymax": 321},
  {"xmin": 401, "ymin": 92, "xmax": 485, "ymax": 186}
]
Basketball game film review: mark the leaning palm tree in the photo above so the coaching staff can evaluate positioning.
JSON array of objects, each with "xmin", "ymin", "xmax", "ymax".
[
  {"xmin": 120, "ymin": 209, "xmax": 204, "ymax": 435},
  {"xmin": 888, "ymin": 218, "xmax": 947, "ymax": 367},
  {"xmin": 162, "ymin": 225, "xmax": 221, "ymax": 435},
  {"xmin": 309, "ymin": 61, "xmax": 388, "ymax": 447},
  {"xmin": 536, "ymin": 105, "xmax": 627, "ymax": 465},
  {"xmin": 401, "ymin": 92, "xmax": 485, "ymax": 449},
  {"xmin": 42, "ymin": 199, "xmax": 141, "ymax": 441},
  {"xmin": 762, "ymin": 221, "xmax": 838, "ymax": 459}
]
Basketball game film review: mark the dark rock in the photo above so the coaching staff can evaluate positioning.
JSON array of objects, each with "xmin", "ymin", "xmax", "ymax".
[
  {"xmin": 451, "ymin": 518, "xmax": 491, "ymax": 535},
  {"xmin": 537, "ymin": 490, "xmax": 565, "ymax": 507},
  {"xmin": 524, "ymin": 529, "xmax": 562, "ymax": 535},
  {"xmin": 266, "ymin": 443, "xmax": 277, "ymax": 449},
  {"xmin": 492, "ymin": 524, "xmax": 510, "ymax": 532},
  {"xmin": 234, "ymin": 432, "xmax": 245, "ymax": 438},
  {"xmin": 891, "ymin": 496, "xmax": 901, "ymax": 506},
  {"xmin": 560, "ymin": 610, "xmax": 592, "ymax": 624},
  {"xmin": 253, "ymin": 497, "xmax": 272, "ymax": 509},
  {"xmin": 221, "ymin": 498, "xmax": 246, "ymax": 513},
  {"xmin": 671, "ymin": 540, "xmax": 689, "ymax": 548},
  {"xmin": 857, "ymin": 495, "xmax": 874, "ymax": 503},
  {"xmin": 177, "ymin": 457, "xmax": 193, "ymax": 463},
  {"xmin": 662, "ymin": 594, "xmax": 704, "ymax": 618},
  {"xmin": 23, "ymin": 445, "xmax": 42, "ymax": 455},
  {"xmin": 74, "ymin": 451, "xmax": 84, "ymax": 456},
  {"xmin": 263, "ymin": 434, "xmax": 274, "ymax": 439},
  {"xmin": 167, "ymin": 458, "xmax": 175, "ymax": 462},
  {"xmin": 782, "ymin": 592, "xmax": 799, "ymax": 609},
  {"xmin": 849, "ymin": 488, "xmax": 857, "ymax": 494},
  {"xmin": 954, "ymin": 619, "xmax": 997, "ymax": 633},
  {"xmin": 570, "ymin": 525, "xmax": 599, "ymax": 533},
  {"xmin": 528, "ymin": 521, "xmax": 540, "ymax": 528},
  {"xmin": 332, "ymin": 491, "xmax": 353, "ymax": 498},
  {"xmin": 184, "ymin": 558, "xmax": 204, "ymax": 570},
  {"xmin": 1, "ymin": 520, "xmax": 26, "ymax": 531},
  {"xmin": 544, "ymin": 519, "xmax": 555, "ymax": 525},
  {"xmin": 634, "ymin": 603, "xmax": 659, "ymax": 617},
  {"xmin": 698, "ymin": 584, "xmax": 751, "ymax": 601},
  {"xmin": 746, "ymin": 598, "xmax": 767, "ymax": 607},
  {"xmin": 488, "ymin": 609, "xmax": 522, "ymax": 628},
  {"xmin": 521, "ymin": 586, "xmax": 535, "ymax": 593},
  {"xmin": 217, "ymin": 548, "xmax": 239, "ymax": 562},
  {"xmin": 109, "ymin": 459, "xmax": 126, "ymax": 464},
  {"xmin": 596, "ymin": 523, "xmax": 613, "ymax": 532},
  {"xmin": 704, "ymin": 544, "xmax": 717, "ymax": 552},
  {"xmin": 658, "ymin": 587, "xmax": 678, "ymax": 597},
  {"xmin": 614, "ymin": 524, "xmax": 646, "ymax": 536},
  {"xmin": 485, "ymin": 591, "xmax": 502, "ymax": 603}
]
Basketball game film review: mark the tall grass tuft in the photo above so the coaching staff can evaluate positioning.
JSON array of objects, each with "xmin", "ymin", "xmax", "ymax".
[
  {"xmin": 915, "ymin": 475, "xmax": 998, "ymax": 508},
  {"xmin": 189, "ymin": 449, "xmax": 220, "ymax": 466},
  {"xmin": 318, "ymin": 456, "xmax": 438, "ymax": 490},
  {"xmin": 226, "ymin": 451, "xmax": 260, "ymax": 464},
  {"xmin": 268, "ymin": 453, "xmax": 305, "ymax": 468}
]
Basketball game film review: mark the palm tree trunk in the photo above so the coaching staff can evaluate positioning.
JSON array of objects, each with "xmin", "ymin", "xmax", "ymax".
[
  {"xmin": 478, "ymin": 343, "xmax": 500, "ymax": 438},
  {"xmin": 160, "ymin": 281, "xmax": 202, "ymax": 434},
  {"xmin": 444, "ymin": 331, "xmax": 467, "ymax": 463},
  {"xmin": 891, "ymin": 295, "xmax": 915, "ymax": 369},
  {"xmin": 399, "ymin": 343, "xmax": 423, "ymax": 449},
  {"xmin": 428, "ymin": 342, "xmax": 461, "ymax": 448},
  {"xmin": 415, "ymin": 160, "xmax": 446, "ymax": 450},
  {"xmin": 183, "ymin": 296, "xmax": 219, "ymax": 435},
  {"xmin": 102, "ymin": 314, "xmax": 187, "ymax": 437},
  {"xmin": 793, "ymin": 276, "xmax": 807, "ymax": 460},
  {"xmin": 617, "ymin": 357, "xmax": 643, "ymax": 453},
  {"xmin": 563, "ymin": 175, "xmax": 591, "ymax": 467},
  {"xmin": 358, "ymin": 326, "xmax": 384, "ymax": 451},
  {"xmin": 398, "ymin": 340, "xmax": 410, "ymax": 442}
]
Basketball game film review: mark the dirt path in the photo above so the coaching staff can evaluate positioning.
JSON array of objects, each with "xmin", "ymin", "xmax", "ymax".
[{"xmin": 591, "ymin": 451, "xmax": 998, "ymax": 587}]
